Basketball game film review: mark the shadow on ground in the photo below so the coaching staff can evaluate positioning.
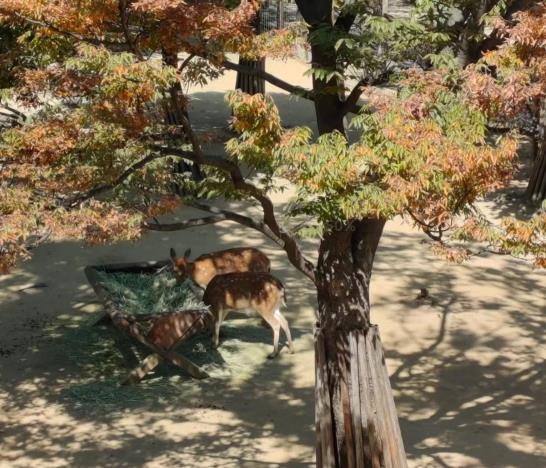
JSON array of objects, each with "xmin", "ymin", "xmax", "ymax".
[{"xmin": 0, "ymin": 90, "xmax": 544, "ymax": 467}]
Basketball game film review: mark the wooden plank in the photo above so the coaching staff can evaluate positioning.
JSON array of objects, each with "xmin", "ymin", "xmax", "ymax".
[
  {"xmin": 356, "ymin": 329, "xmax": 376, "ymax": 466},
  {"xmin": 349, "ymin": 330, "xmax": 365, "ymax": 468},
  {"xmin": 336, "ymin": 331, "xmax": 355, "ymax": 468},
  {"xmin": 365, "ymin": 326, "xmax": 389, "ymax": 468},
  {"xmin": 111, "ymin": 311, "xmax": 210, "ymax": 379},
  {"xmin": 123, "ymin": 353, "xmax": 162, "ymax": 385},
  {"xmin": 315, "ymin": 328, "xmax": 336, "ymax": 467},
  {"xmin": 146, "ymin": 311, "xmax": 211, "ymax": 351},
  {"xmin": 371, "ymin": 327, "xmax": 407, "ymax": 467},
  {"xmin": 164, "ymin": 351, "xmax": 209, "ymax": 379}
]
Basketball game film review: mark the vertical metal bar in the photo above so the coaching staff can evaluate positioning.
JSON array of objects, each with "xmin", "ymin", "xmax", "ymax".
[{"xmin": 277, "ymin": 0, "xmax": 285, "ymax": 28}]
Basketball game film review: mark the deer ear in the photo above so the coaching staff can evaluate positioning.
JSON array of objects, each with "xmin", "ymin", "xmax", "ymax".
[
  {"xmin": 170, "ymin": 248, "xmax": 177, "ymax": 260},
  {"xmin": 184, "ymin": 248, "xmax": 191, "ymax": 259}
]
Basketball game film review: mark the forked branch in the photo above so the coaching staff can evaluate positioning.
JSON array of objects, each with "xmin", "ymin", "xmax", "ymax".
[{"xmin": 149, "ymin": 143, "xmax": 316, "ymax": 282}]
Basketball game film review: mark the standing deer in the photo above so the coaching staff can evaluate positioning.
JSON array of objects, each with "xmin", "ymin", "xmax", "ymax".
[
  {"xmin": 203, "ymin": 272, "xmax": 294, "ymax": 358},
  {"xmin": 169, "ymin": 247, "xmax": 270, "ymax": 289}
]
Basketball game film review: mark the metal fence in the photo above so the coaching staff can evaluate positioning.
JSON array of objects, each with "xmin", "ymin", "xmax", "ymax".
[
  {"xmin": 259, "ymin": 1, "xmax": 303, "ymax": 32},
  {"xmin": 258, "ymin": 0, "xmax": 415, "ymax": 29}
]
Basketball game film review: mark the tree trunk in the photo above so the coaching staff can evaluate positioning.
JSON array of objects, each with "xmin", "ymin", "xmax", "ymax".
[
  {"xmin": 235, "ymin": 58, "xmax": 266, "ymax": 95},
  {"xmin": 235, "ymin": 10, "xmax": 265, "ymax": 95},
  {"xmin": 162, "ymin": 50, "xmax": 203, "ymax": 186},
  {"xmin": 293, "ymin": 5, "xmax": 407, "ymax": 465},
  {"xmin": 457, "ymin": 1, "xmax": 490, "ymax": 67},
  {"xmin": 310, "ymin": 40, "xmax": 345, "ymax": 134},
  {"xmin": 527, "ymin": 100, "xmax": 546, "ymax": 202},
  {"xmin": 315, "ymin": 221, "xmax": 407, "ymax": 467}
]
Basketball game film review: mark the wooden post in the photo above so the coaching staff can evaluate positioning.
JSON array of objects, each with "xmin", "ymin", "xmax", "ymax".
[
  {"xmin": 235, "ymin": 59, "xmax": 266, "ymax": 94},
  {"xmin": 527, "ymin": 99, "xmax": 546, "ymax": 202},
  {"xmin": 315, "ymin": 326, "xmax": 407, "ymax": 468},
  {"xmin": 315, "ymin": 327, "xmax": 336, "ymax": 467}
]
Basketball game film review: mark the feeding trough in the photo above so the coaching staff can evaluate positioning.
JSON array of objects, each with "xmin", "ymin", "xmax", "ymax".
[{"xmin": 84, "ymin": 260, "xmax": 212, "ymax": 385}]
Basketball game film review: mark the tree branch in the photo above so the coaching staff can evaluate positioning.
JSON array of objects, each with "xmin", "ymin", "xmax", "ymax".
[
  {"xmin": 406, "ymin": 209, "xmax": 445, "ymax": 242},
  {"xmin": 223, "ymin": 60, "xmax": 313, "ymax": 99},
  {"xmin": 2, "ymin": 10, "xmax": 129, "ymax": 50},
  {"xmin": 223, "ymin": 59, "xmax": 364, "ymax": 115},
  {"xmin": 342, "ymin": 79, "xmax": 366, "ymax": 115},
  {"xmin": 145, "ymin": 201, "xmax": 286, "ymax": 247},
  {"xmin": 150, "ymin": 143, "xmax": 316, "ymax": 282},
  {"xmin": 64, "ymin": 150, "xmax": 193, "ymax": 208},
  {"xmin": 143, "ymin": 215, "xmax": 227, "ymax": 231},
  {"xmin": 342, "ymin": 68, "xmax": 393, "ymax": 116},
  {"xmin": 189, "ymin": 201, "xmax": 286, "ymax": 246},
  {"xmin": 178, "ymin": 54, "xmax": 196, "ymax": 72}
]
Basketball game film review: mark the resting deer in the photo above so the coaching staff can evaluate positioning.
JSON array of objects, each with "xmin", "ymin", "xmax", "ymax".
[
  {"xmin": 203, "ymin": 272, "xmax": 294, "ymax": 358},
  {"xmin": 169, "ymin": 247, "xmax": 270, "ymax": 289}
]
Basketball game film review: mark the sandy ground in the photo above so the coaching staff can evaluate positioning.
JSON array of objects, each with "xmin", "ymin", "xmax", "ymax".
[{"xmin": 1, "ymin": 57, "xmax": 545, "ymax": 468}]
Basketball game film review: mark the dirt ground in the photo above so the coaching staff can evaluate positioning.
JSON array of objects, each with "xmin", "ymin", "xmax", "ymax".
[{"xmin": 0, "ymin": 58, "xmax": 545, "ymax": 468}]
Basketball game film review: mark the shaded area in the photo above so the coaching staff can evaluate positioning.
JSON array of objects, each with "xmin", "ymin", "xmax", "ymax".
[
  {"xmin": 372, "ymin": 226, "xmax": 546, "ymax": 467},
  {"xmin": 1, "ymin": 86, "xmax": 545, "ymax": 467},
  {"xmin": 0, "ymin": 215, "xmax": 317, "ymax": 467}
]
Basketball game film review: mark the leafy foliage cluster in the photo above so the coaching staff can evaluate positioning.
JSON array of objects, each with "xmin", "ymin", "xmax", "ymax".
[
  {"xmin": 464, "ymin": 3, "xmax": 546, "ymax": 120},
  {"xmin": 224, "ymin": 76, "xmax": 518, "ymax": 241},
  {"xmin": 0, "ymin": 0, "xmax": 545, "ymax": 273},
  {"xmin": 0, "ymin": 0, "xmax": 265, "ymax": 272}
]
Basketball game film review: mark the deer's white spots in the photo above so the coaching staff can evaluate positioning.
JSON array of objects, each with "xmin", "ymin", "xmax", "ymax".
[
  {"xmin": 170, "ymin": 247, "xmax": 270, "ymax": 289},
  {"xmin": 204, "ymin": 271, "xmax": 293, "ymax": 356}
]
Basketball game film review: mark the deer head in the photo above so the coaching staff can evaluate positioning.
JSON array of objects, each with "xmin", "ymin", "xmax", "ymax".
[{"xmin": 170, "ymin": 247, "xmax": 192, "ymax": 282}]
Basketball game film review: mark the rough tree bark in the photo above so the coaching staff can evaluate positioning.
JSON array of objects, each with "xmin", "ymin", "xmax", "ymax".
[
  {"xmin": 527, "ymin": 100, "xmax": 546, "ymax": 202},
  {"xmin": 294, "ymin": 1, "xmax": 408, "ymax": 465},
  {"xmin": 162, "ymin": 50, "xmax": 203, "ymax": 185},
  {"xmin": 235, "ymin": 9, "xmax": 265, "ymax": 95},
  {"xmin": 315, "ymin": 221, "xmax": 407, "ymax": 467}
]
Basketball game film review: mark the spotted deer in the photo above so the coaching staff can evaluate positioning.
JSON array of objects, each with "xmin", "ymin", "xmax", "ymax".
[
  {"xmin": 169, "ymin": 247, "xmax": 271, "ymax": 289},
  {"xmin": 203, "ymin": 272, "xmax": 294, "ymax": 358}
]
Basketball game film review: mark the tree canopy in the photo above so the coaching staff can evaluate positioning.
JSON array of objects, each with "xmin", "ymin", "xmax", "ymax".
[
  {"xmin": 0, "ymin": 0, "xmax": 544, "ymax": 273},
  {"xmin": 1, "ymin": 1, "xmax": 545, "ymax": 465}
]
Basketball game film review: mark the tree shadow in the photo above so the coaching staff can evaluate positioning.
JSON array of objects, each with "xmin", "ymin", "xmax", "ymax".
[
  {"xmin": 1, "ymin": 88, "xmax": 545, "ymax": 467},
  {"xmin": 0, "ymin": 214, "xmax": 318, "ymax": 467},
  {"xmin": 372, "ymin": 225, "xmax": 546, "ymax": 467}
]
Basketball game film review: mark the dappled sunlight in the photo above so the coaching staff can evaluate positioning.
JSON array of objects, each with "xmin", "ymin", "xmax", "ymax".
[
  {"xmin": 1, "ymin": 78, "xmax": 545, "ymax": 467},
  {"xmin": 371, "ymin": 222, "xmax": 545, "ymax": 467},
  {"xmin": 2, "ymin": 210, "xmax": 543, "ymax": 466},
  {"xmin": 0, "ymin": 214, "xmax": 317, "ymax": 466}
]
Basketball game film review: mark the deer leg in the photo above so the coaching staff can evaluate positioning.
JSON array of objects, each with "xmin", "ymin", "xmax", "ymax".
[
  {"xmin": 262, "ymin": 315, "xmax": 280, "ymax": 359},
  {"xmin": 189, "ymin": 282, "xmax": 204, "ymax": 299},
  {"xmin": 276, "ymin": 311, "xmax": 295, "ymax": 354},
  {"xmin": 212, "ymin": 310, "xmax": 222, "ymax": 349}
]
